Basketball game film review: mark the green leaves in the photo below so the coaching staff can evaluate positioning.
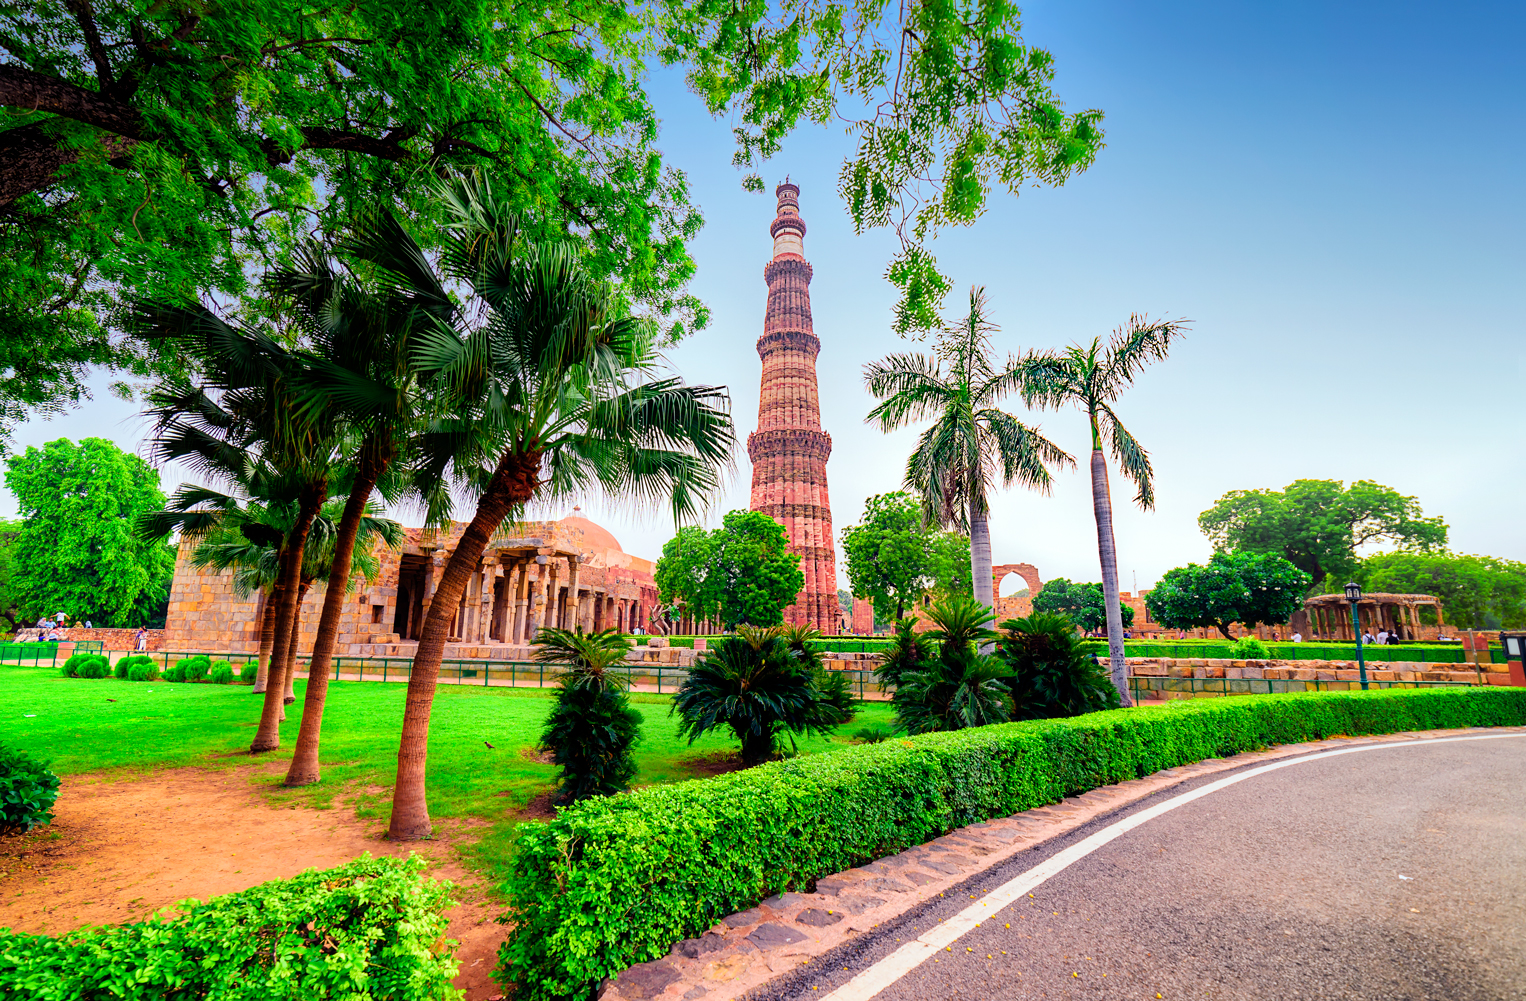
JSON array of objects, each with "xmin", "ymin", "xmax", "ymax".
[
  {"xmin": 3, "ymin": 438, "xmax": 175, "ymax": 627},
  {"xmin": 1145, "ymin": 551, "xmax": 1312, "ymax": 640},
  {"xmin": 1033, "ymin": 577, "xmax": 1135, "ymax": 633},
  {"xmin": 653, "ymin": 511, "xmax": 803, "ymax": 629},
  {"xmin": 0, "ymin": 743, "xmax": 59, "ymax": 835},
  {"xmin": 1198, "ymin": 479, "xmax": 1449, "ymax": 590},
  {"xmin": 0, "ymin": 854, "xmax": 458, "ymax": 998},
  {"xmin": 499, "ymin": 687, "xmax": 1526, "ymax": 1000}
]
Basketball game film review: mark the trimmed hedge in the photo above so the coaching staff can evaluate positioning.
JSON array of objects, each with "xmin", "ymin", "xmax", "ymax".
[
  {"xmin": 1085, "ymin": 640, "xmax": 1472, "ymax": 664},
  {"xmin": 497, "ymin": 687, "xmax": 1526, "ymax": 999},
  {"xmin": 0, "ymin": 854, "xmax": 460, "ymax": 1000},
  {"xmin": 60, "ymin": 653, "xmax": 109, "ymax": 679}
]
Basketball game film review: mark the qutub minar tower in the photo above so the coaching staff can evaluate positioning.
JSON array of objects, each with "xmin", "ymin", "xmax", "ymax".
[{"xmin": 748, "ymin": 181, "xmax": 838, "ymax": 632}]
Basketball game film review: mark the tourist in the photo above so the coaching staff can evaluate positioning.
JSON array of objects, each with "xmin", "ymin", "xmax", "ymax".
[
  {"xmin": 135, "ymin": 627, "xmax": 148, "ymax": 652},
  {"xmin": 1291, "ymin": 631, "xmax": 1302, "ymax": 642},
  {"xmin": 1376, "ymin": 628, "xmax": 1389, "ymax": 645},
  {"xmin": 1387, "ymin": 630, "xmax": 1401, "ymax": 644},
  {"xmin": 1361, "ymin": 629, "xmax": 1375, "ymax": 645}
]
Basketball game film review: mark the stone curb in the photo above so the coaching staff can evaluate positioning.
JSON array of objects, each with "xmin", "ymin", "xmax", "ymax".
[{"xmin": 602, "ymin": 725, "xmax": 1526, "ymax": 1000}]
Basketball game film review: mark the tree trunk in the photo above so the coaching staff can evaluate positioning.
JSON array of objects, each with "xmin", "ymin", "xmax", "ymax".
[
  {"xmin": 252, "ymin": 588, "xmax": 276, "ymax": 693},
  {"xmin": 287, "ymin": 460, "xmax": 385, "ymax": 786},
  {"xmin": 280, "ymin": 578, "xmax": 312, "ymax": 716},
  {"xmin": 250, "ymin": 496, "xmax": 322, "ymax": 752},
  {"xmin": 1217, "ymin": 622, "xmax": 1235, "ymax": 640},
  {"xmin": 969, "ymin": 499, "xmax": 995, "ymax": 654},
  {"xmin": 387, "ymin": 450, "xmax": 541, "ymax": 841},
  {"xmin": 1089, "ymin": 446, "xmax": 1133, "ymax": 707}
]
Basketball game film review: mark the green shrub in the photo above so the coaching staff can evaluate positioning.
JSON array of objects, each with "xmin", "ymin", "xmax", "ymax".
[
  {"xmin": 535, "ymin": 629, "xmax": 643, "ymax": 804},
  {"xmin": 874, "ymin": 616, "xmax": 930, "ymax": 690},
  {"xmin": 237, "ymin": 660, "xmax": 259, "ymax": 683},
  {"xmin": 999, "ymin": 612, "xmax": 1121, "ymax": 720},
  {"xmin": 163, "ymin": 662, "xmax": 186, "ymax": 682},
  {"xmin": 174, "ymin": 655, "xmax": 212, "ymax": 683},
  {"xmin": 893, "ymin": 596, "xmax": 1012, "ymax": 734},
  {"xmin": 209, "ymin": 660, "xmax": 235, "ymax": 685},
  {"xmin": 60, "ymin": 653, "xmax": 103, "ymax": 678},
  {"xmin": 0, "ymin": 854, "xmax": 458, "ymax": 998},
  {"xmin": 1231, "ymin": 636, "xmax": 1271, "ymax": 660},
  {"xmin": 125, "ymin": 658, "xmax": 159, "ymax": 682},
  {"xmin": 75, "ymin": 655, "xmax": 109, "ymax": 679},
  {"xmin": 496, "ymin": 687, "xmax": 1526, "ymax": 1000},
  {"xmin": 0, "ymin": 744, "xmax": 60, "ymax": 835},
  {"xmin": 113, "ymin": 656, "xmax": 131, "ymax": 680}
]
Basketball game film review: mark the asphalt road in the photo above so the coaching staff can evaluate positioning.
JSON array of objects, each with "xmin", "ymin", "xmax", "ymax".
[{"xmin": 760, "ymin": 734, "xmax": 1526, "ymax": 1001}]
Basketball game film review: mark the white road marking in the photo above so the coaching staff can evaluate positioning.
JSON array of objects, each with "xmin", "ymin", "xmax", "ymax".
[{"xmin": 821, "ymin": 733, "xmax": 1526, "ymax": 1001}]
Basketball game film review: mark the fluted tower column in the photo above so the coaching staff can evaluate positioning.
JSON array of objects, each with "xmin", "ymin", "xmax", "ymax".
[{"xmin": 748, "ymin": 181, "xmax": 837, "ymax": 633}]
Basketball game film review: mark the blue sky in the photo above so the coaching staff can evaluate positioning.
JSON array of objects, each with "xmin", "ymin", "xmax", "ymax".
[{"xmin": 9, "ymin": 0, "xmax": 1522, "ymax": 594}]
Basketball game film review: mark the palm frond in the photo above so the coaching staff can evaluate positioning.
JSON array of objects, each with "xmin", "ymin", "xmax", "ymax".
[{"xmin": 1101, "ymin": 406, "xmax": 1156, "ymax": 510}]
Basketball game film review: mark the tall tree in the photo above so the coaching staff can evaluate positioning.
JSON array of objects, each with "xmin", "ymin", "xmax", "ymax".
[
  {"xmin": 652, "ymin": 525, "xmax": 715, "ymax": 630},
  {"xmin": 3, "ymin": 438, "xmax": 175, "ymax": 626},
  {"xmin": 274, "ymin": 213, "xmax": 461, "ymax": 789},
  {"xmin": 2, "ymin": 0, "xmax": 1103, "ymax": 440},
  {"xmin": 840, "ymin": 491, "xmax": 930, "ymax": 621},
  {"xmin": 131, "ymin": 304, "xmax": 341, "ymax": 752},
  {"xmin": 1356, "ymin": 551, "xmax": 1526, "ymax": 630},
  {"xmin": 864, "ymin": 287, "xmax": 1072, "ymax": 641},
  {"xmin": 386, "ymin": 189, "xmax": 733, "ymax": 841},
  {"xmin": 1144, "ymin": 552, "xmax": 1310, "ymax": 640},
  {"xmin": 1199, "ymin": 479, "xmax": 1448, "ymax": 591},
  {"xmin": 1022, "ymin": 314, "xmax": 1189, "ymax": 704},
  {"xmin": 0, "ymin": 519, "xmax": 23, "ymax": 633},
  {"xmin": 1033, "ymin": 578, "xmax": 1135, "ymax": 633}
]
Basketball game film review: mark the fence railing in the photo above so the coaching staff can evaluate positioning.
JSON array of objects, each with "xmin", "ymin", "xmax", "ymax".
[
  {"xmin": 1129, "ymin": 675, "xmax": 1482, "ymax": 700},
  {"xmin": 0, "ymin": 642, "xmax": 59, "ymax": 666}
]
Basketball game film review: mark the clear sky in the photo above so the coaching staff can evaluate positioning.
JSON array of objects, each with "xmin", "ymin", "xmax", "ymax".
[{"xmin": 7, "ymin": 0, "xmax": 1522, "ymax": 596}]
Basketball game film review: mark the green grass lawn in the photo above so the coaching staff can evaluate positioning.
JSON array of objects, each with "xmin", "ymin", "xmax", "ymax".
[{"xmin": 2, "ymin": 666, "xmax": 896, "ymax": 881}]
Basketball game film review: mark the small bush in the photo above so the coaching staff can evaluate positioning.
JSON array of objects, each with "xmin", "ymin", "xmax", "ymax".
[
  {"xmin": 535, "ymin": 629, "xmax": 643, "ymax": 804},
  {"xmin": 999, "ymin": 612, "xmax": 1121, "ymax": 720},
  {"xmin": 126, "ymin": 658, "xmax": 160, "ymax": 682},
  {"xmin": 1231, "ymin": 636, "xmax": 1271, "ymax": 660},
  {"xmin": 175, "ymin": 655, "xmax": 212, "ymax": 683},
  {"xmin": 0, "ymin": 854, "xmax": 458, "ymax": 998},
  {"xmin": 60, "ymin": 652, "xmax": 100, "ymax": 678},
  {"xmin": 210, "ymin": 660, "xmax": 235, "ymax": 684},
  {"xmin": 852, "ymin": 724, "xmax": 897, "ymax": 744},
  {"xmin": 163, "ymin": 663, "xmax": 186, "ymax": 682},
  {"xmin": 76, "ymin": 655, "xmax": 110, "ymax": 679},
  {"xmin": 113, "ymin": 656, "xmax": 131, "ymax": 679},
  {"xmin": 0, "ymin": 743, "xmax": 60, "ymax": 835},
  {"xmin": 237, "ymin": 660, "xmax": 259, "ymax": 683}
]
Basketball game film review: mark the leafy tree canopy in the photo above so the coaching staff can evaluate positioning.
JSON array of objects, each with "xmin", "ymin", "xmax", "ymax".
[
  {"xmin": 1144, "ymin": 551, "xmax": 1311, "ymax": 640},
  {"xmin": 0, "ymin": 518, "xmax": 22, "ymax": 632},
  {"xmin": 840, "ymin": 491, "xmax": 930, "ymax": 622},
  {"xmin": 1198, "ymin": 479, "xmax": 1447, "ymax": 591},
  {"xmin": 1, "ymin": 0, "xmax": 1104, "ymax": 442},
  {"xmin": 654, "ymin": 510, "xmax": 803, "ymax": 628},
  {"xmin": 1354, "ymin": 551, "xmax": 1526, "ymax": 630},
  {"xmin": 3, "ymin": 437, "xmax": 176, "ymax": 626},
  {"xmin": 1032, "ymin": 577, "xmax": 1134, "ymax": 633}
]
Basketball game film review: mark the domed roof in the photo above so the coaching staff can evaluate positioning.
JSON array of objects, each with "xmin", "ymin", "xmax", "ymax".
[{"xmin": 558, "ymin": 507, "xmax": 623, "ymax": 555}]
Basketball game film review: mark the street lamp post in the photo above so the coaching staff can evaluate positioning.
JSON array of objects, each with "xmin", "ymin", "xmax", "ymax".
[{"xmin": 1345, "ymin": 582, "xmax": 1369, "ymax": 691}]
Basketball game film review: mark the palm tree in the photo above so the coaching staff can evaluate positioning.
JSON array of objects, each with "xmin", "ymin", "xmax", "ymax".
[
  {"xmin": 1019, "ymin": 316, "xmax": 1189, "ymax": 705},
  {"xmin": 273, "ymin": 215, "xmax": 459, "ymax": 789},
  {"xmin": 534, "ymin": 628, "xmax": 643, "ymax": 804},
  {"xmin": 386, "ymin": 175, "xmax": 735, "ymax": 840},
  {"xmin": 864, "ymin": 287, "xmax": 1073, "ymax": 633},
  {"xmin": 132, "ymin": 305, "xmax": 342, "ymax": 752},
  {"xmin": 891, "ymin": 595, "xmax": 1013, "ymax": 734},
  {"xmin": 670, "ymin": 624, "xmax": 851, "ymax": 766}
]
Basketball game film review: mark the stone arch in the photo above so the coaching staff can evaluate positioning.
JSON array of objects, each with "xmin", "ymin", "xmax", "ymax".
[{"xmin": 992, "ymin": 563, "xmax": 1042, "ymax": 598}]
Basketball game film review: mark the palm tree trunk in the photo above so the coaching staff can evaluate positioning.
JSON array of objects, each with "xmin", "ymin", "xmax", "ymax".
[
  {"xmin": 280, "ymin": 578, "xmax": 312, "ymax": 716},
  {"xmin": 969, "ymin": 500, "xmax": 995, "ymax": 654},
  {"xmin": 287, "ymin": 460, "xmax": 385, "ymax": 786},
  {"xmin": 251, "ymin": 588, "xmax": 276, "ymax": 694},
  {"xmin": 1088, "ymin": 446, "xmax": 1133, "ymax": 707},
  {"xmin": 388, "ymin": 450, "xmax": 541, "ymax": 841},
  {"xmin": 251, "ymin": 497, "xmax": 322, "ymax": 752}
]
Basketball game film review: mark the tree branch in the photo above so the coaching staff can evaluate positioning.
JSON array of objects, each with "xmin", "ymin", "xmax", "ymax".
[
  {"xmin": 64, "ymin": 0, "xmax": 115, "ymax": 89},
  {"xmin": 260, "ymin": 125, "xmax": 418, "ymax": 166},
  {"xmin": 0, "ymin": 65, "xmax": 142, "ymax": 136}
]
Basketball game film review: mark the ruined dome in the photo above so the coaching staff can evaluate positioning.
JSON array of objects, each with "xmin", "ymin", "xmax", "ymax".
[{"xmin": 558, "ymin": 507, "xmax": 623, "ymax": 555}]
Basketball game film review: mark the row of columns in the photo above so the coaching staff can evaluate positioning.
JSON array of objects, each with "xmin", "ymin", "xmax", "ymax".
[
  {"xmin": 1307, "ymin": 601, "xmax": 1435, "ymax": 641},
  {"xmin": 431, "ymin": 552, "xmax": 647, "ymax": 645}
]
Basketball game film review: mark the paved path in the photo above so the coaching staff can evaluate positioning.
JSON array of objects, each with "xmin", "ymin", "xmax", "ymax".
[{"xmin": 756, "ymin": 734, "xmax": 1526, "ymax": 1001}]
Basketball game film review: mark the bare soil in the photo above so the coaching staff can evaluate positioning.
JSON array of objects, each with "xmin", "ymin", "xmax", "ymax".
[{"xmin": 0, "ymin": 762, "xmax": 508, "ymax": 1000}]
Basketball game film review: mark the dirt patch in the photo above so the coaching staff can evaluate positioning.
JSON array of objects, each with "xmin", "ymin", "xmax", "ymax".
[
  {"xmin": 516, "ymin": 744, "xmax": 555, "ymax": 765},
  {"xmin": 0, "ymin": 767, "xmax": 507, "ymax": 1000},
  {"xmin": 678, "ymin": 752, "xmax": 751, "ymax": 778},
  {"xmin": 516, "ymin": 790, "xmax": 558, "ymax": 820}
]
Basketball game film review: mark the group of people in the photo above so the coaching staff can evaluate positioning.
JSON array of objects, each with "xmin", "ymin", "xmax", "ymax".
[{"xmin": 1360, "ymin": 627, "xmax": 1404, "ymax": 645}]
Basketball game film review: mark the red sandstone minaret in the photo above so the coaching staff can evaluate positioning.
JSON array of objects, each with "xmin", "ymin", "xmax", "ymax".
[{"xmin": 748, "ymin": 181, "xmax": 838, "ymax": 633}]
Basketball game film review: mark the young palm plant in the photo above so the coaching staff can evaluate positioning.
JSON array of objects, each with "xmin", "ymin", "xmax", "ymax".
[
  {"xmin": 671, "ymin": 625, "xmax": 850, "ymax": 767},
  {"xmin": 534, "ymin": 628, "xmax": 643, "ymax": 804},
  {"xmin": 998, "ymin": 612, "xmax": 1121, "ymax": 719},
  {"xmin": 875, "ymin": 615, "xmax": 932, "ymax": 691},
  {"xmin": 892, "ymin": 595, "xmax": 1013, "ymax": 734},
  {"xmin": 1019, "ymin": 316, "xmax": 1189, "ymax": 704},
  {"xmin": 387, "ymin": 175, "xmax": 734, "ymax": 840},
  {"xmin": 864, "ymin": 288, "xmax": 1073, "ymax": 640}
]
